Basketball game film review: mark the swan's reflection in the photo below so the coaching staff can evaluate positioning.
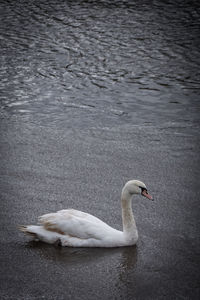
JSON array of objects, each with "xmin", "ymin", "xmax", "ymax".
[
  {"xmin": 24, "ymin": 241, "xmax": 137, "ymax": 297},
  {"xmin": 25, "ymin": 240, "xmax": 137, "ymax": 270},
  {"xmin": 119, "ymin": 246, "xmax": 138, "ymax": 270}
]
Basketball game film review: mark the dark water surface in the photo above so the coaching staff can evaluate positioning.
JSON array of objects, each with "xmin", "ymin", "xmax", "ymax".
[{"xmin": 0, "ymin": 0, "xmax": 200, "ymax": 299}]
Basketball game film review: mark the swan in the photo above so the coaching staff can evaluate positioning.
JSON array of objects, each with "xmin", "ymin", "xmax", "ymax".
[{"xmin": 19, "ymin": 180, "xmax": 153, "ymax": 247}]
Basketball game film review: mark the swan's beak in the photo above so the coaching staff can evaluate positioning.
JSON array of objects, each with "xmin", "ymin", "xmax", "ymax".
[{"xmin": 142, "ymin": 190, "xmax": 154, "ymax": 201}]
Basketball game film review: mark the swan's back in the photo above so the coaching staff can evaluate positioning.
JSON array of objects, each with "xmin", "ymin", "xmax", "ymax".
[{"xmin": 39, "ymin": 209, "xmax": 121, "ymax": 241}]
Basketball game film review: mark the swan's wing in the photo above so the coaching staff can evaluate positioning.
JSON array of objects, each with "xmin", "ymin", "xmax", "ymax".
[
  {"xmin": 57, "ymin": 209, "xmax": 109, "ymax": 226},
  {"xmin": 38, "ymin": 209, "xmax": 115, "ymax": 240}
]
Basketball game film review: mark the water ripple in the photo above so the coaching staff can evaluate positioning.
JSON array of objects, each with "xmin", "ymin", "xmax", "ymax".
[{"xmin": 0, "ymin": 0, "xmax": 199, "ymax": 128}]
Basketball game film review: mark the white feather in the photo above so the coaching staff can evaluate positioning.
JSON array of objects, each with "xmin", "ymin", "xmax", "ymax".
[{"xmin": 19, "ymin": 180, "xmax": 152, "ymax": 247}]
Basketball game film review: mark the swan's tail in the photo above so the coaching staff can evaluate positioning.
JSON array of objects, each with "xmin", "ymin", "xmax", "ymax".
[
  {"xmin": 18, "ymin": 225, "xmax": 62, "ymax": 244},
  {"xmin": 18, "ymin": 225, "xmax": 38, "ymax": 238}
]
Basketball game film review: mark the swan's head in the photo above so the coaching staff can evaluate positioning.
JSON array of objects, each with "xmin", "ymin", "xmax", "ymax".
[{"xmin": 123, "ymin": 180, "xmax": 153, "ymax": 200}]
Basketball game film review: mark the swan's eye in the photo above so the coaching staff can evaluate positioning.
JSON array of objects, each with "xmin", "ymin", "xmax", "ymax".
[
  {"xmin": 140, "ymin": 187, "xmax": 153, "ymax": 200},
  {"xmin": 139, "ymin": 186, "xmax": 147, "ymax": 194}
]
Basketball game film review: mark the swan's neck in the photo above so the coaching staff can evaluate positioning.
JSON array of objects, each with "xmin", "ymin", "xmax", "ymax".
[{"xmin": 121, "ymin": 189, "xmax": 138, "ymax": 238}]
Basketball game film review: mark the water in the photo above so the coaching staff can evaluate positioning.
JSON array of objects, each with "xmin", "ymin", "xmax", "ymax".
[
  {"xmin": 1, "ymin": 0, "xmax": 200, "ymax": 128},
  {"xmin": 0, "ymin": 0, "xmax": 200, "ymax": 299}
]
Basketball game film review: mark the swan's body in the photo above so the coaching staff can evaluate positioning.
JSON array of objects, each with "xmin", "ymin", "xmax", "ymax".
[{"xmin": 19, "ymin": 180, "xmax": 153, "ymax": 247}]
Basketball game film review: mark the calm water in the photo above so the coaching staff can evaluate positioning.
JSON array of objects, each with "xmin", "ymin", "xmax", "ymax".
[{"xmin": 0, "ymin": 0, "xmax": 200, "ymax": 299}]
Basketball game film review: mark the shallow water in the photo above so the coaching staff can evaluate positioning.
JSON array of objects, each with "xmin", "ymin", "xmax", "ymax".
[{"xmin": 0, "ymin": 0, "xmax": 200, "ymax": 299}]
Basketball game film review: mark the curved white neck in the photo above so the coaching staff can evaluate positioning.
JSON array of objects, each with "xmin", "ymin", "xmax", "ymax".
[{"xmin": 121, "ymin": 189, "xmax": 138, "ymax": 237}]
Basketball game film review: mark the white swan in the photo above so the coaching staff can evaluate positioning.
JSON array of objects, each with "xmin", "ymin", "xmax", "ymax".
[{"xmin": 19, "ymin": 180, "xmax": 153, "ymax": 247}]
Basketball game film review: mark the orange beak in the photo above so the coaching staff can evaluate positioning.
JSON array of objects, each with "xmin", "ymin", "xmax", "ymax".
[{"xmin": 141, "ymin": 189, "xmax": 154, "ymax": 200}]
